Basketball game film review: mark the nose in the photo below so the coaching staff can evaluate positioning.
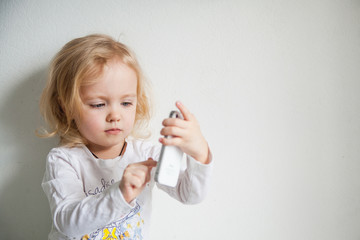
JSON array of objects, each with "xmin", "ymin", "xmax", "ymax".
[{"xmin": 106, "ymin": 106, "xmax": 121, "ymax": 122}]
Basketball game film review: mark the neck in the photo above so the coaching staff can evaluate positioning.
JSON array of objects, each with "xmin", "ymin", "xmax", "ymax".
[{"xmin": 88, "ymin": 141, "xmax": 126, "ymax": 159}]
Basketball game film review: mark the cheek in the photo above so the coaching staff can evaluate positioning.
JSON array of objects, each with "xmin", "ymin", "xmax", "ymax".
[
  {"xmin": 125, "ymin": 110, "xmax": 137, "ymax": 127},
  {"xmin": 84, "ymin": 118, "xmax": 101, "ymax": 129},
  {"xmin": 131, "ymin": 109, "xmax": 137, "ymax": 123},
  {"xmin": 76, "ymin": 113, "xmax": 103, "ymax": 134}
]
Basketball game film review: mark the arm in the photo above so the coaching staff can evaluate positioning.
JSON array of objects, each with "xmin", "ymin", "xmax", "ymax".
[
  {"xmin": 158, "ymin": 101, "xmax": 213, "ymax": 203},
  {"xmin": 157, "ymin": 153, "xmax": 213, "ymax": 204},
  {"xmin": 42, "ymin": 150, "xmax": 135, "ymax": 238}
]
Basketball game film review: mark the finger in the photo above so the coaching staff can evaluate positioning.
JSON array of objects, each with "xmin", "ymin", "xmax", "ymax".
[
  {"xmin": 130, "ymin": 167, "xmax": 149, "ymax": 185},
  {"xmin": 160, "ymin": 126, "xmax": 184, "ymax": 138},
  {"xmin": 159, "ymin": 136, "xmax": 182, "ymax": 146},
  {"xmin": 132, "ymin": 162, "xmax": 154, "ymax": 185},
  {"xmin": 128, "ymin": 165, "xmax": 147, "ymax": 177},
  {"xmin": 129, "ymin": 176, "xmax": 144, "ymax": 188},
  {"xmin": 141, "ymin": 158, "xmax": 157, "ymax": 168},
  {"xmin": 176, "ymin": 101, "xmax": 193, "ymax": 121},
  {"xmin": 122, "ymin": 171, "xmax": 142, "ymax": 189},
  {"xmin": 145, "ymin": 166, "xmax": 153, "ymax": 183},
  {"xmin": 162, "ymin": 118, "xmax": 187, "ymax": 129},
  {"xmin": 126, "ymin": 159, "xmax": 156, "ymax": 185}
]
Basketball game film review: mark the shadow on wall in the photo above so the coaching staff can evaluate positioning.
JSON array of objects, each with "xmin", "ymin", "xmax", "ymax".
[{"xmin": 0, "ymin": 68, "xmax": 58, "ymax": 239}]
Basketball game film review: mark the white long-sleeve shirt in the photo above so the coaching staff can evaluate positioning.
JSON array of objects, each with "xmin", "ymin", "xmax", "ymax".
[{"xmin": 42, "ymin": 139, "xmax": 212, "ymax": 240}]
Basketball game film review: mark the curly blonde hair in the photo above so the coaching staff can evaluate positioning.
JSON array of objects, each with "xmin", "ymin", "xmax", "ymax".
[{"xmin": 39, "ymin": 34, "xmax": 151, "ymax": 147}]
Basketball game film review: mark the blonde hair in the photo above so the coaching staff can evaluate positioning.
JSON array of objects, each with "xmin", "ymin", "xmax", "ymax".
[{"xmin": 39, "ymin": 34, "xmax": 151, "ymax": 147}]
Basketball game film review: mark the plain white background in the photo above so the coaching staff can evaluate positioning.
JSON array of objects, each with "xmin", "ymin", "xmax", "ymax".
[{"xmin": 1, "ymin": 0, "xmax": 359, "ymax": 239}]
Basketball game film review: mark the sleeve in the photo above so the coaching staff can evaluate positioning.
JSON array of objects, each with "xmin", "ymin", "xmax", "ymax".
[
  {"xmin": 41, "ymin": 149, "xmax": 136, "ymax": 238},
  {"xmin": 156, "ymin": 150, "xmax": 213, "ymax": 204}
]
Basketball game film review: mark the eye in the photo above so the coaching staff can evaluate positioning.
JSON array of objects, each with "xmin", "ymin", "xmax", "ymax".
[
  {"xmin": 121, "ymin": 102, "xmax": 133, "ymax": 107},
  {"xmin": 90, "ymin": 103, "xmax": 105, "ymax": 108}
]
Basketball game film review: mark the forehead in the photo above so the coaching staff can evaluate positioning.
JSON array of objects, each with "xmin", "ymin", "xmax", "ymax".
[{"xmin": 80, "ymin": 59, "xmax": 138, "ymax": 98}]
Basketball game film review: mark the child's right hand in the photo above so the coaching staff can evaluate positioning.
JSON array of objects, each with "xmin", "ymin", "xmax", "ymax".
[{"xmin": 119, "ymin": 158, "xmax": 157, "ymax": 203}]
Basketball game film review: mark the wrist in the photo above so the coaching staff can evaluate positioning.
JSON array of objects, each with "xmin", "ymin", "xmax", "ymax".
[{"xmin": 194, "ymin": 145, "xmax": 210, "ymax": 164}]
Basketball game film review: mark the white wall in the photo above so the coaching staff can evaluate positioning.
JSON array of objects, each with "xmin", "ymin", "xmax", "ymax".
[{"xmin": 1, "ymin": 0, "xmax": 359, "ymax": 239}]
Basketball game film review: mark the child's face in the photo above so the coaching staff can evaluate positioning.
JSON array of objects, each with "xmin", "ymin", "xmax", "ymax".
[{"xmin": 74, "ymin": 58, "xmax": 137, "ymax": 154}]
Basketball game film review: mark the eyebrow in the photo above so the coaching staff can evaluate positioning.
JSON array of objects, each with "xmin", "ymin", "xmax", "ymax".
[
  {"xmin": 82, "ymin": 93, "xmax": 137, "ymax": 101},
  {"xmin": 120, "ymin": 94, "xmax": 137, "ymax": 98}
]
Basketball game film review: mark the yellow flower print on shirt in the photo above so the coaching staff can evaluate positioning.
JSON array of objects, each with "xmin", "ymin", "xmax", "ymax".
[
  {"xmin": 102, "ymin": 228, "xmax": 118, "ymax": 240},
  {"xmin": 82, "ymin": 202, "xmax": 145, "ymax": 239}
]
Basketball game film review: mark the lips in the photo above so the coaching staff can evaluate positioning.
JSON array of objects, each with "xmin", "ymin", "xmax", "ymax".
[{"xmin": 105, "ymin": 128, "xmax": 122, "ymax": 134}]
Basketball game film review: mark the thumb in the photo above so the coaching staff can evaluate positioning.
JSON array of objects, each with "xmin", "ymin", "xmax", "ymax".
[{"xmin": 142, "ymin": 158, "xmax": 157, "ymax": 168}]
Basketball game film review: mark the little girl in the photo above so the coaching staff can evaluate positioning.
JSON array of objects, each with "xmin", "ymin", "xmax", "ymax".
[{"xmin": 39, "ymin": 34, "xmax": 212, "ymax": 240}]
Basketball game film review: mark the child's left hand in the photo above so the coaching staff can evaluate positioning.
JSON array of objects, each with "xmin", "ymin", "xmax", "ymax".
[{"xmin": 159, "ymin": 101, "xmax": 210, "ymax": 164}]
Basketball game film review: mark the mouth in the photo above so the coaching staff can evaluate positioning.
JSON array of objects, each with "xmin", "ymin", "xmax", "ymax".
[{"xmin": 105, "ymin": 128, "xmax": 122, "ymax": 135}]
